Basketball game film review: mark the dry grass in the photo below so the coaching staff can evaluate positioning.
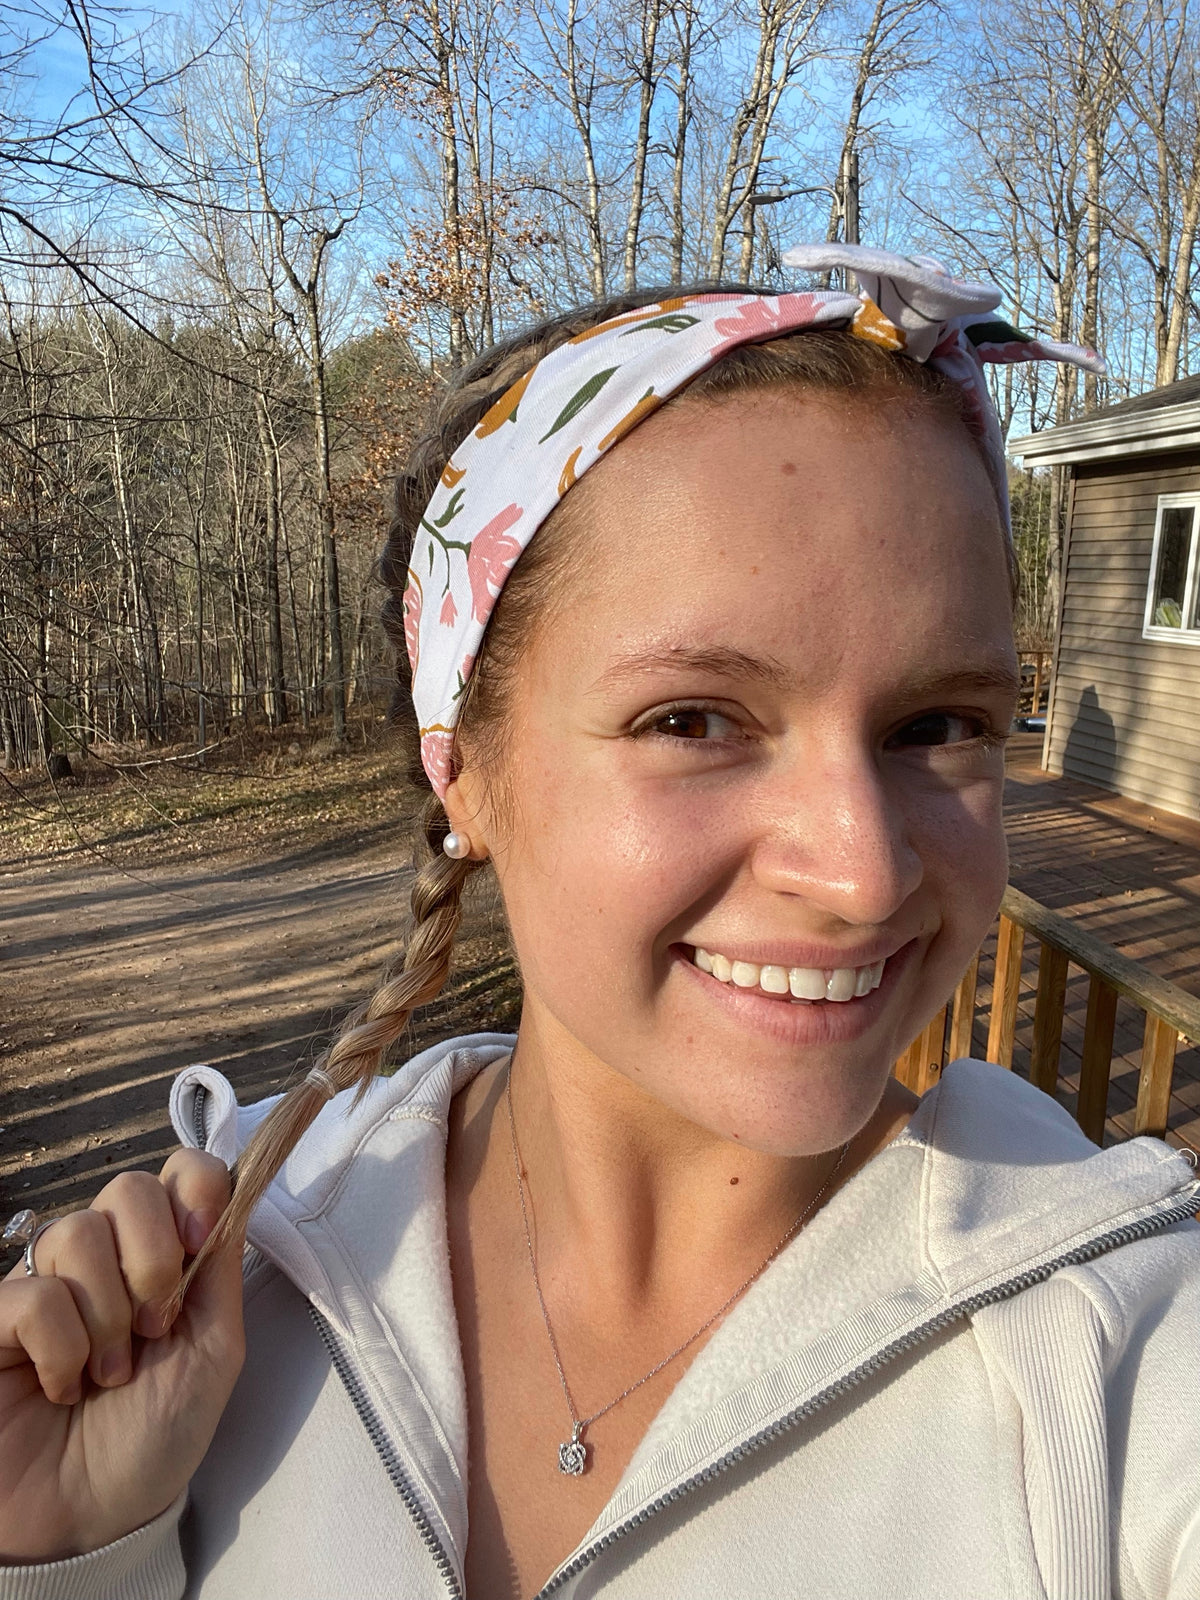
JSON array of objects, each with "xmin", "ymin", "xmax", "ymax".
[{"xmin": 0, "ymin": 715, "xmax": 414, "ymax": 871}]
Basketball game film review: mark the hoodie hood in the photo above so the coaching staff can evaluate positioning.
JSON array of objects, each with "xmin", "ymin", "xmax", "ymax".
[{"xmin": 170, "ymin": 1037, "xmax": 1199, "ymax": 1575}]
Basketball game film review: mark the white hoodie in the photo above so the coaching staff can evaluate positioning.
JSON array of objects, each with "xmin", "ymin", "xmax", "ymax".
[{"xmin": 4, "ymin": 1034, "xmax": 1199, "ymax": 1600}]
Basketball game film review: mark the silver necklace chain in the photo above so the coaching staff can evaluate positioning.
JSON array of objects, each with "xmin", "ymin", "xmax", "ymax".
[{"xmin": 504, "ymin": 1063, "xmax": 851, "ymax": 1477}]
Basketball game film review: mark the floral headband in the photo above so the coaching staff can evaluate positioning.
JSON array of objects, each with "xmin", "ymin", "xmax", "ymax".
[{"xmin": 403, "ymin": 241, "xmax": 1103, "ymax": 797}]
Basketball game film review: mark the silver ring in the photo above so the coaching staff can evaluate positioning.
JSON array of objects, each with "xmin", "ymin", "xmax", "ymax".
[
  {"xmin": 2, "ymin": 1208, "xmax": 38, "ymax": 1249},
  {"xmin": 23, "ymin": 1219, "xmax": 58, "ymax": 1277}
]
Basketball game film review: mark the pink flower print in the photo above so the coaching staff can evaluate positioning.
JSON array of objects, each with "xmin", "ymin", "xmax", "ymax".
[
  {"xmin": 439, "ymin": 591, "xmax": 458, "ymax": 627},
  {"xmin": 466, "ymin": 503, "xmax": 524, "ymax": 624},
  {"xmin": 420, "ymin": 729, "xmax": 456, "ymax": 798},
  {"xmin": 973, "ymin": 341, "xmax": 1032, "ymax": 364},
  {"xmin": 930, "ymin": 333, "xmax": 991, "ymax": 438},
  {"xmin": 402, "ymin": 573, "xmax": 422, "ymax": 672},
  {"xmin": 708, "ymin": 293, "xmax": 823, "ymax": 361}
]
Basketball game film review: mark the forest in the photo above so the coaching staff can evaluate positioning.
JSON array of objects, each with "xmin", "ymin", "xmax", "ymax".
[{"xmin": 1, "ymin": 0, "xmax": 1198, "ymax": 767}]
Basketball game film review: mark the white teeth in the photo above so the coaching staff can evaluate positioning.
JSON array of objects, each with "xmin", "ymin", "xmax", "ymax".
[
  {"xmin": 692, "ymin": 948, "xmax": 887, "ymax": 1003},
  {"xmin": 788, "ymin": 966, "xmax": 826, "ymax": 1000},
  {"xmin": 825, "ymin": 968, "xmax": 858, "ymax": 1003}
]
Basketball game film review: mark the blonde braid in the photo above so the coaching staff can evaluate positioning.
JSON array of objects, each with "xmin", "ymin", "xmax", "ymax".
[{"xmin": 177, "ymin": 796, "xmax": 480, "ymax": 1298}]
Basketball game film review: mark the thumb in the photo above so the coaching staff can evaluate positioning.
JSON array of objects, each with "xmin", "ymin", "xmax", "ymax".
[{"xmin": 175, "ymin": 1214, "xmax": 247, "ymax": 1371}]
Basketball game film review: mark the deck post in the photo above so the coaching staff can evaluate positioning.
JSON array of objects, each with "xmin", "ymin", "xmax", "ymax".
[
  {"xmin": 1030, "ymin": 942, "xmax": 1069, "ymax": 1094},
  {"xmin": 987, "ymin": 916, "xmax": 1025, "ymax": 1069},
  {"xmin": 1077, "ymin": 977, "xmax": 1118, "ymax": 1143},
  {"xmin": 915, "ymin": 1006, "xmax": 948, "ymax": 1093},
  {"xmin": 1134, "ymin": 1011, "xmax": 1178, "ymax": 1139},
  {"xmin": 893, "ymin": 1007, "xmax": 949, "ymax": 1095},
  {"xmin": 948, "ymin": 952, "xmax": 980, "ymax": 1062}
]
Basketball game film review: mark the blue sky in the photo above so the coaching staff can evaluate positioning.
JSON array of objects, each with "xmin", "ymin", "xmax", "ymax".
[
  {"xmin": 29, "ymin": 32, "xmax": 90, "ymax": 121},
  {"xmin": 25, "ymin": 1, "xmax": 189, "ymax": 125}
]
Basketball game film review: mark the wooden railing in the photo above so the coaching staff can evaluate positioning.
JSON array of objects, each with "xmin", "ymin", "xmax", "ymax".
[
  {"xmin": 893, "ymin": 885, "xmax": 1200, "ymax": 1147},
  {"xmin": 1017, "ymin": 650, "xmax": 1050, "ymax": 716}
]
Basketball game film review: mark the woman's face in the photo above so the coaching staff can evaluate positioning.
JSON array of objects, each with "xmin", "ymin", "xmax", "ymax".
[{"xmin": 452, "ymin": 388, "xmax": 1018, "ymax": 1156}]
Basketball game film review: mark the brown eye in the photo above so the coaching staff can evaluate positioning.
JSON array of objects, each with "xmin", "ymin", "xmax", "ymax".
[
  {"xmin": 635, "ymin": 705, "xmax": 744, "ymax": 743},
  {"xmin": 657, "ymin": 709, "xmax": 714, "ymax": 739},
  {"xmin": 890, "ymin": 712, "xmax": 986, "ymax": 748}
]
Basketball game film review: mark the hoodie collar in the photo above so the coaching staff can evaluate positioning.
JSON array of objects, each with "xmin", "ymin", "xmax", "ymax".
[
  {"xmin": 584, "ymin": 1059, "xmax": 1197, "ymax": 1541},
  {"xmin": 173, "ymin": 1038, "xmax": 1199, "ymax": 1573}
]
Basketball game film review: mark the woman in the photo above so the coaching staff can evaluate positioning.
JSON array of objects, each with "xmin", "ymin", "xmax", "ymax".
[{"xmin": 2, "ymin": 244, "xmax": 1198, "ymax": 1600}]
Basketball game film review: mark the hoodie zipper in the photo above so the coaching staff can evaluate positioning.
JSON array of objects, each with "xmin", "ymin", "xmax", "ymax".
[
  {"xmin": 195, "ymin": 1072, "xmax": 461, "ymax": 1593},
  {"xmin": 310, "ymin": 1306, "xmax": 464, "ymax": 1599},
  {"xmin": 534, "ymin": 1191, "xmax": 1199, "ymax": 1597},
  {"xmin": 307, "ymin": 1189, "xmax": 1196, "ymax": 1600},
  {"xmin": 192, "ymin": 1083, "xmax": 209, "ymax": 1149}
]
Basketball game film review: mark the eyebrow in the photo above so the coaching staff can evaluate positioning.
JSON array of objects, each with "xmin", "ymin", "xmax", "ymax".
[
  {"xmin": 896, "ymin": 663, "xmax": 1023, "ymax": 700},
  {"xmin": 593, "ymin": 645, "xmax": 792, "ymax": 692},
  {"xmin": 592, "ymin": 647, "xmax": 1021, "ymax": 700}
]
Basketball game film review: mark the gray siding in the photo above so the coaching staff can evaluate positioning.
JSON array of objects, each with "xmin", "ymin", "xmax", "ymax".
[{"xmin": 1045, "ymin": 449, "xmax": 1200, "ymax": 821}]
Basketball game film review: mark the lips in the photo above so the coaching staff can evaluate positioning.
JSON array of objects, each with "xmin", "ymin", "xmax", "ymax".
[{"xmin": 691, "ymin": 947, "xmax": 886, "ymax": 1004}]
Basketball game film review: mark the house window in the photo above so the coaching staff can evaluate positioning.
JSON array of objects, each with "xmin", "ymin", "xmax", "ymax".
[{"xmin": 1144, "ymin": 496, "xmax": 1200, "ymax": 642}]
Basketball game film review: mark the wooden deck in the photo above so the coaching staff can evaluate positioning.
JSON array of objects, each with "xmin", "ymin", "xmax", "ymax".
[{"xmin": 975, "ymin": 734, "xmax": 1200, "ymax": 1150}]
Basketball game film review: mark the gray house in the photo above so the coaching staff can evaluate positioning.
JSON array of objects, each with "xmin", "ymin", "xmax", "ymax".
[{"xmin": 1011, "ymin": 375, "xmax": 1200, "ymax": 823}]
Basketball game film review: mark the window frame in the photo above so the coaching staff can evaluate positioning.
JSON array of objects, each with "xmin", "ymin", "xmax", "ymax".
[{"xmin": 1142, "ymin": 492, "xmax": 1200, "ymax": 646}]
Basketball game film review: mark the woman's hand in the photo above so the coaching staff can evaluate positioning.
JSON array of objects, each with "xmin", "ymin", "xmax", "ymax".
[{"xmin": 0, "ymin": 1151, "xmax": 246, "ymax": 1563}]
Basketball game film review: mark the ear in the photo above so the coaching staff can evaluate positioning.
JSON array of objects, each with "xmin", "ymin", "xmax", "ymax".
[{"xmin": 444, "ymin": 766, "xmax": 492, "ymax": 860}]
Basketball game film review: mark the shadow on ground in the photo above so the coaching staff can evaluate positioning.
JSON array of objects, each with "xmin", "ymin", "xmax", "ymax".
[{"xmin": 1, "ymin": 831, "xmax": 520, "ymax": 1220}]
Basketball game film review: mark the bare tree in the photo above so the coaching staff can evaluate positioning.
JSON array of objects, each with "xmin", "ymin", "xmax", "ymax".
[
  {"xmin": 224, "ymin": 8, "xmax": 365, "ymax": 745},
  {"xmin": 522, "ymin": 0, "xmax": 611, "ymax": 298},
  {"xmin": 620, "ymin": 0, "xmax": 665, "ymax": 289},
  {"xmin": 1110, "ymin": 0, "xmax": 1200, "ymax": 383},
  {"xmin": 940, "ymin": 0, "xmax": 1134, "ymax": 624},
  {"xmin": 666, "ymin": 0, "xmax": 702, "ymax": 282},
  {"xmin": 706, "ymin": 0, "xmax": 832, "ymax": 281},
  {"xmin": 824, "ymin": 0, "xmax": 936, "ymax": 246}
]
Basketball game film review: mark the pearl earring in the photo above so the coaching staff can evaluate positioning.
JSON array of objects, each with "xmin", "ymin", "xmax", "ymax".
[{"xmin": 442, "ymin": 832, "xmax": 471, "ymax": 860}]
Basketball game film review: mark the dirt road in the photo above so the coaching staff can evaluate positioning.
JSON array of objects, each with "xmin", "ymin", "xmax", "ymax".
[{"xmin": 1, "ymin": 824, "xmax": 518, "ymax": 1221}]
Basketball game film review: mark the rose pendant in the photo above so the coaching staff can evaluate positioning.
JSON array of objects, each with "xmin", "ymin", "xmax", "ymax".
[{"xmin": 558, "ymin": 1423, "xmax": 587, "ymax": 1476}]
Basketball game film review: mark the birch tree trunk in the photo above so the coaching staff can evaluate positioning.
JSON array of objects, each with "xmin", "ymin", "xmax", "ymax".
[
  {"xmin": 622, "ymin": 0, "xmax": 663, "ymax": 290},
  {"xmin": 707, "ymin": 0, "xmax": 829, "ymax": 281},
  {"xmin": 564, "ymin": 0, "xmax": 607, "ymax": 298},
  {"xmin": 668, "ymin": 0, "xmax": 698, "ymax": 282}
]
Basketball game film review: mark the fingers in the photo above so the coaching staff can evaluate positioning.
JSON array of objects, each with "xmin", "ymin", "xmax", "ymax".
[
  {"xmin": 33, "ymin": 1211, "xmax": 133, "ymax": 1388},
  {"xmin": 0, "ymin": 1276, "xmax": 90, "ymax": 1404},
  {"xmin": 158, "ymin": 1148, "xmax": 233, "ymax": 1258},
  {"xmin": 0, "ymin": 1151, "xmax": 236, "ymax": 1406},
  {"xmin": 91, "ymin": 1170, "xmax": 185, "ymax": 1339}
]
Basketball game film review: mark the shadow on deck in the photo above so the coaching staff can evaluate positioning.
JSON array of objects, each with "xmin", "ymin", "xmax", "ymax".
[{"xmin": 986, "ymin": 735, "xmax": 1200, "ymax": 1151}]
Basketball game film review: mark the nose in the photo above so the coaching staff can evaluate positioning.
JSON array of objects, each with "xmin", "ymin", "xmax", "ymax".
[{"xmin": 750, "ymin": 745, "xmax": 924, "ymax": 927}]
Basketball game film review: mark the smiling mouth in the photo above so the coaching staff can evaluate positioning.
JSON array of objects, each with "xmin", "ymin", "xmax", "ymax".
[{"xmin": 691, "ymin": 947, "xmax": 886, "ymax": 1004}]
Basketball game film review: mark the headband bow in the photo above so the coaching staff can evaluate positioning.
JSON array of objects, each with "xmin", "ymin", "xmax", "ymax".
[{"xmin": 404, "ymin": 242, "xmax": 1102, "ymax": 797}]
